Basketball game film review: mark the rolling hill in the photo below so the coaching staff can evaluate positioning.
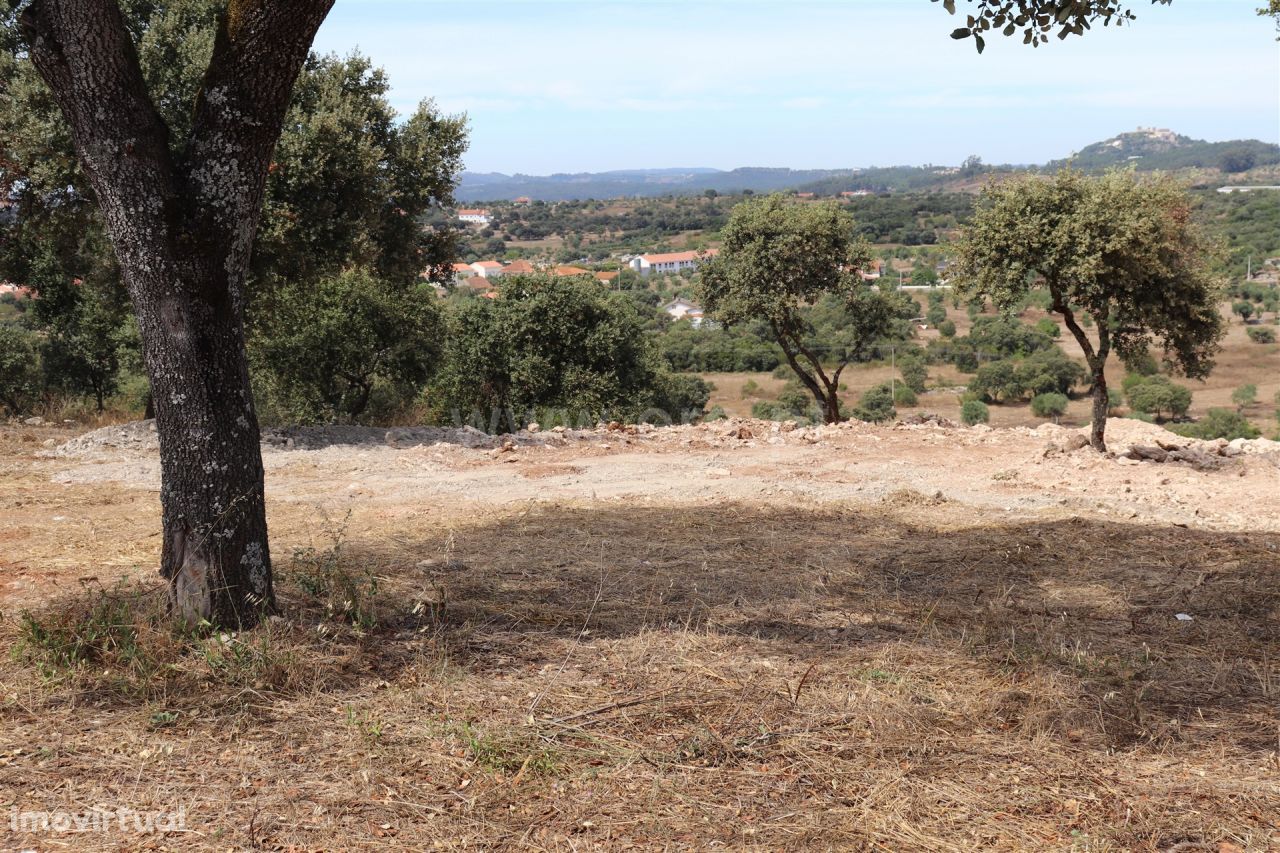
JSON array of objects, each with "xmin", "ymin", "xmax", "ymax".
[{"xmin": 455, "ymin": 128, "xmax": 1280, "ymax": 202}]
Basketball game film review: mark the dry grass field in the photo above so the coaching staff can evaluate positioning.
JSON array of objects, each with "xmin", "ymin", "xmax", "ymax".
[{"xmin": 2, "ymin": 415, "xmax": 1279, "ymax": 850}]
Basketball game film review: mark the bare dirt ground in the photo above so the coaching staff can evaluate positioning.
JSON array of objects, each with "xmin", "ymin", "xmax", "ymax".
[{"xmin": 2, "ymin": 417, "xmax": 1279, "ymax": 850}]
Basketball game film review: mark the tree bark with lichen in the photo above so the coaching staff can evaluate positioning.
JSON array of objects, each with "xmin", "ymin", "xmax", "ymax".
[{"xmin": 18, "ymin": 0, "xmax": 334, "ymax": 626}]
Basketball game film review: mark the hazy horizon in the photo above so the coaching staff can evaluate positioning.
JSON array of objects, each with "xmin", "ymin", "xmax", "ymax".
[{"xmin": 314, "ymin": 0, "xmax": 1279, "ymax": 174}]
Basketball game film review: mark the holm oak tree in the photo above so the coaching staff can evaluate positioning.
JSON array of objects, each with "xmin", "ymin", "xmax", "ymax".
[{"xmin": 14, "ymin": 0, "xmax": 336, "ymax": 627}]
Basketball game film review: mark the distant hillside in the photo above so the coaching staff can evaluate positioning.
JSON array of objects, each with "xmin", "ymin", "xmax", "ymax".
[
  {"xmin": 1046, "ymin": 128, "xmax": 1280, "ymax": 173},
  {"xmin": 455, "ymin": 167, "xmax": 857, "ymax": 202},
  {"xmin": 456, "ymin": 129, "xmax": 1280, "ymax": 201}
]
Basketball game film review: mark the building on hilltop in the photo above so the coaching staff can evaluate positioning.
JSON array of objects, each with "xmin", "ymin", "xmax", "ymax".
[
  {"xmin": 457, "ymin": 208, "xmax": 492, "ymax": 224},
  {"xmin": 629, "ymin": 249, "xmax": 718, "ymax": 277}
]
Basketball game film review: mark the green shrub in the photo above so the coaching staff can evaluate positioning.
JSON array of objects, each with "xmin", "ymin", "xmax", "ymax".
[
  {"xmin": 740, "ymin": 378, "xmax": 761, "ymax": 398},
  {"xmin": 653, "ymin": 373, "xmax": 712, "ymax": 421},
  {"xmin": 1012, "ymin": 347, "xmax": 1086, "ymax": 397},
  {"xmin": 0, "ymin": 324, "xmax": 42, "ymax": 414},
  {"xmin": 1232, "ymin": 383, "xmax": 1257, "ymax": 410},
  {"xmin": 1030, "ymin": 392, "xmax": 1069, "ymax": 421},
  {"xmin": 1121, "ymin": 371, "xmax": 1150, "ymax": 394},
  {"xmin": 775, "ymin": 381, "xmax": 813, "ymax": 416},
  {"xmin": 752, "ymin": 400, "xmax": 808, "ymax": 423},
  {"xmin": 960, "ymin": 399, "xmax": 989, "ymax": 425},
  {"xmin": 893, "ymin": 385, "xmax": 918, "ymax": 406},
  {"xmin": 852, "ymin": 383, "xmax": 896, "ymax": 423},
  {"xmin": 1107, "ymin": 387, "xmax": 1124, "ymax": 414},
  {"xmin": 1034, "ymin": 317, "xmax": 1060, "ymax": 339},
  {"xmin": 704, "ymin": 405, "xmax": 728, "ymax": 421},
  {"xmin": 899, "ymin": 357, "xmax": 928, "ymax": 393},
  {"xmin": 1167, "ymin": 408, "xmax": 1260, "ymax": 441},
  {"xmin": 938, "ymin": 319, "xmax": 956, "ymax": 338},
  {"xmin": 1246, "ymin": 326, "xmax": 1275, "ymax": 344},
  {"xmin": 431, "ymin": 275, "xmax": 671, "ymax": 431},
  {"xmin": 926, "ymin": 304, "xmax": 947, "ymax": 326}
]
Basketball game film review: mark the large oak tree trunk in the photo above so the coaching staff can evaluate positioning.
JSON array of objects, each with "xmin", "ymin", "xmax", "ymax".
[
  {"xmin": 142, "ymin": 256, "xmax": 274, "ymax": 625},
  {"xmin": 21, "ymin": 0, "xmax": 334, "ymax": 627}
]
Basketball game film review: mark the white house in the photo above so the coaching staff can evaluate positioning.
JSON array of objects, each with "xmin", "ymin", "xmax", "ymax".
[
  {"xmin": 662, "ymin": 297, "xmax": 704, "ymax": 326},
  {"xmin": 458, "ymin": 208, "xmax": 492, "ymax": 224},
  {"xmin": 629, "ymin": 249, "xmax": 717, "ymax": 277},
  {"xmin": 470, "ymin": 260, "xmax": 505, "ymax": 279}
]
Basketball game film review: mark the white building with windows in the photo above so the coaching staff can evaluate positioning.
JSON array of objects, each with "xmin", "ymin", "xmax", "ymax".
[
  {"xmin": 629, "ymin": 249, "xmax": 717, "ymax": 277},
  {"xmin": 457, "ymin": 208, "xmax": 492, "ymax": 224}
]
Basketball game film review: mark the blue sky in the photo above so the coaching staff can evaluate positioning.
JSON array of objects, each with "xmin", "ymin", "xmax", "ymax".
[{"xmin": 313, "ymin": 0, "xmax": 1280, "ymax": 173}]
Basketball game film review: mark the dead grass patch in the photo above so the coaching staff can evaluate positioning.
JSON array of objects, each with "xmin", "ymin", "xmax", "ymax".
[{"xmin": 2, "ymin": 501, "xmax": 1278, "ymax": 850}]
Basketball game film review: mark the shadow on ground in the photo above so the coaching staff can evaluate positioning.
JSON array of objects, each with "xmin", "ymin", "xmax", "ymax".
[
  {"xmin": 355, "ymin": 499, "xmax": 1280, "ymax": 750},
  {"xmin": 5, "ymin": 498, "xmax": 1280, "ymax": 850}
]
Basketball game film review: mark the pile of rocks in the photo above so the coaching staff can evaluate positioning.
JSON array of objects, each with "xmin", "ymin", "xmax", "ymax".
[{"xmin": 53, "ymin": 419, "xmax": 159, "ymax": 457}]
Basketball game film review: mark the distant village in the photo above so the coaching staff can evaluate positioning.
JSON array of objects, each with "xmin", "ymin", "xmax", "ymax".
[{"xmin": 441, "ymin": 248, "xmax": 720, "ymax": 324}]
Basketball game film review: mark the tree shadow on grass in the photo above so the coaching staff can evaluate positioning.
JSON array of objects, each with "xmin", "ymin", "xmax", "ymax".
[
  {"xmin": 6, "ymin": 499, "xmax": 1279, "ymax": 755},
  {"xmin": 373, "ymin": 500, "xmax": 1280, "ymax": 751}
]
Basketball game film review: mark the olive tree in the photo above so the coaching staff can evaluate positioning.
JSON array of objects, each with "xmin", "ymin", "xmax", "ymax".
[
  {"xmin": 698, "ymin": 194, "xmax": 908, "ymax": 424},
  {"xmin": 953, "ymin": 170, "xmax": 1223, "ymax": 451}
]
